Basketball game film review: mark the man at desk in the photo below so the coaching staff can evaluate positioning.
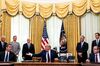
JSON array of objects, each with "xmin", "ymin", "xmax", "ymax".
[
  {"xmin": 0, "ymin": 44, "xmax": 17, "ymax": 62},
  {"xmin": 86, "ymin": 46, "xmax": 100, "ymax": 63},
  {"xmin": 32, "ymin": 44, "xmax": 58, "ymax": 62}
]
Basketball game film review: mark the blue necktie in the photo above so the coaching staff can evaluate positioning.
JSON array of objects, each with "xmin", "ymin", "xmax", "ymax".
[
  {"xmin": 96, "ymin": 40, "xmax": 99, "ymax": 45},
  {"xmin": 48, "ymin": 52, "xmax": 50, "ymax": 62},
  {"xmin": 5, "ymin": 52, "xmax": 8, "ymax": 62}
]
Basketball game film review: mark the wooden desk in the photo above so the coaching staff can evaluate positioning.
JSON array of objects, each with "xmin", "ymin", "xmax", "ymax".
[
  {"xmin": 14, "ymin": 62, "xmax": 80, "ymax": 66},
  {"xmin": 82, "ymin": 63, "xmax": 100, "ymax": 66},
  {"xmin": 0, "ymin": 63, "xmax": 14, "ymax": 66}
]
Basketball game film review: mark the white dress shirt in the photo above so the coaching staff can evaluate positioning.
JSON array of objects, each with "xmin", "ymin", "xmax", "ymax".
[
  {"xmin": 96, "ymin": 39, "xmax": 100, "ymax": 45},
  {"xmin": 4, "ymin": 51, "xmax": 9, "ymax": 62},
  {"xmin": 27, "ymin": 43, "xmax": 30, "ymax": 49},
  {"xmin": 46, "ymin": 50, "xmax": 51, "ymax": 62},
  {"xmin": 95, "ymin": 53, "xmax": 100, "ymax": 63},
  {"xmin": 1, "ymin": 41, "xmax": 4, "ymax": 48},
  {"xmin": 81, "ymin": 42, "xmax": 84, "ymax": 48}
]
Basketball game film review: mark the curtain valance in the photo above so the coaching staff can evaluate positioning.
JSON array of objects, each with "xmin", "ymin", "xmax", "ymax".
[{"xmin": 0, "ymin": 0, "xmax": 100, "ymax": 18}]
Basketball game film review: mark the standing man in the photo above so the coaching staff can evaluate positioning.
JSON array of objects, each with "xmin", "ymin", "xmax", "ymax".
[
  {"xmin": 76, "ymin": 35, "xmax": 88, "ymax": 63},
  {"xmin": 0, "ymin": 44, "xmax": 17, "ymax": 62},
  {"xmin": 22, "ymin": 39, "xmax": 35, "ymax": 60},
  {"xmin": 91, "ymin": 33, "xmax": 100, "ymax": 53},
  {"xmin": 0, "ymin": 36, "xmax": 7, "ymax": 52},
  {"xmin": 10, "ymin": 35, "xmax": 20, "ymax": 56}
]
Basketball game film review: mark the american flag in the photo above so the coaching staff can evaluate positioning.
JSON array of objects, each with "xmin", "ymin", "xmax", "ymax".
[{"xmin": 41, "ymin": 22, "xmax": 49, "ymax": 50}]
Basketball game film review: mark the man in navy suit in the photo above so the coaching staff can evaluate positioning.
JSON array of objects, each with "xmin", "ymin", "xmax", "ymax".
[
  {"xmin": 0, "ymin": 36, "xmax": 7, "ymax": 52},
  {"xmin": 76, "ymin": 35, "xmax": 88, "ymax": 63},
  {"xmin": 32, "ymin": 44, "xmax": 58, "ymax": 62},
  {"xmin": 0, "ymin": 44, "xmax": 17, "ymax": 62},
  {"xmin": 22, "ymin": 39, "xmax": 35, "ymax": 60},
  {"xmin": 91, "ymin": 33, "xmax": 100, "ymax": 53},
  {"xmin": 86, "ymin": 46, "xmax": 100, "ymax": 63}
]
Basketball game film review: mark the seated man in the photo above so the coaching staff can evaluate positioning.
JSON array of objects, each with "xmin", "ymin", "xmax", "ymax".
[
  {"xmin": 32, "ymin": 44, "xmax": 58, "ymax": 62},
  {"xmin": 86, "ymin": 46, "xmax": 100, "ymax": 63},
  {"xmin": 0, "ymin": 44, "xmax": 17, "ymax": 62}
]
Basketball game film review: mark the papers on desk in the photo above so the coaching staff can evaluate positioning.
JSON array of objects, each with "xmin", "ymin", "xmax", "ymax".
[
  {"xmin": 22, "ymin": 60, "xmax": 33, "ymax": 62},
  {"xmin": 26, "ymin": 53, "xmax": 32, "ymax": 56}
]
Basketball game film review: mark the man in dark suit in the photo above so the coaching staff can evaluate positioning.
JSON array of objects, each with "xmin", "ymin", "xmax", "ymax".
[
  {"xmin": 86, "ymin": 46, "xmax": 100, "ymax": 63},
  {"xmin": 32, "ymin": 44, "xmax": 58, "ymax": 62},
  {"xmin": 76, "ymin": 35, "xmax": 88, "ymax": 63},
  {"xmin": 0, "ymin": 44, "xmax": 17, "ymax": 62},
  {"xmin": 22, "ymin": 39, "xmax": 35, "ymax": 60},
  {"xmin": 91, "ymin": 33, "xmax": 100, "ymax": 53},
  {"xmin": 0, "ymin": 36, "xmax": 7, "ymax": 52}
]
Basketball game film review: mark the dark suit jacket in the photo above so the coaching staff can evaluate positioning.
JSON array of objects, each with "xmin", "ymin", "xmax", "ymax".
[
  {"xmin": 32, "ymin": 50, "xmax": 58, "ymax": 62},
  {"xmin": 89, "ymin": 53, "xmax": 100, "ymax": 63},
  {"xmin": 76, "ymin": 42, "xmax": 88, "ymax": 63},
  {"xmin": 0, "ymin": 51, "xmax": 17, "ymax": 62},
  {"xmin": 0, "ymin": 41, "xmax": 7, "ymax": 52},
  {"xmin": 22, "ymin": 43, "xmax": 35, "ymax": 60},
  {"xmin": 91, "ymin": 40, "xmax": 100, "ymax": 53}
]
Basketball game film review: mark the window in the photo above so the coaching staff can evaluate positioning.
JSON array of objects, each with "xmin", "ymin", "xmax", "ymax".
[
  {"xmin": 11, "ymin": 14, "xmax": 29, "ymax": 61},
  {"xmin": 46, "ymin": 16, "xmax": 62, "ymax": 52}
]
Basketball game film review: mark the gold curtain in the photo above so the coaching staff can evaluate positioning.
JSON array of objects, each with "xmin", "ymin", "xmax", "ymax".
[
  {"xmin": 0, "ymin": 0, "xmax": 1, "ymax": 9},
  {"xmin": 63, "ymin": 14, "xmax": 80, "ymax": 58},
  {"xmin": 5, "ymin": 0, "xmax": 19, "ymax": 16},
  {"xmin": 55, "ymin": 3, "xmax": 69, "ymax": 18},
  {"xmin": 0, "ymin": 0, "xmax": 6, "ymax": 10},
  {"xmin": 91, "ymin": 0, "xmax": 100, "ymax": 13},
  {"xmin": 72, "ymin": 0, "xmax": 87, "ymax": 16},
  {"xmin": 0, "ymin": 16, "xmax": 1, "ymax": 37},
  {"xmin": 1, "ymin": 12, "xmax": 11, "ymax": 43},
  {"xmin": 39, "ymin": 4, "xmax": 53, "ymax": 18},
  {"xmin": 0, "ymin": 23, "xmax": 1, "ymax": 38},
  {"xmin": 22, "ymin": 2, "xmax": 36, "ymax": 18},
  {"xmin": 29, "ymin": 15, "xmax": 44, "ymax": 53},
  {"xmin": 0, "ymin": 0, "xmax": 100, "ymax": 18}
]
